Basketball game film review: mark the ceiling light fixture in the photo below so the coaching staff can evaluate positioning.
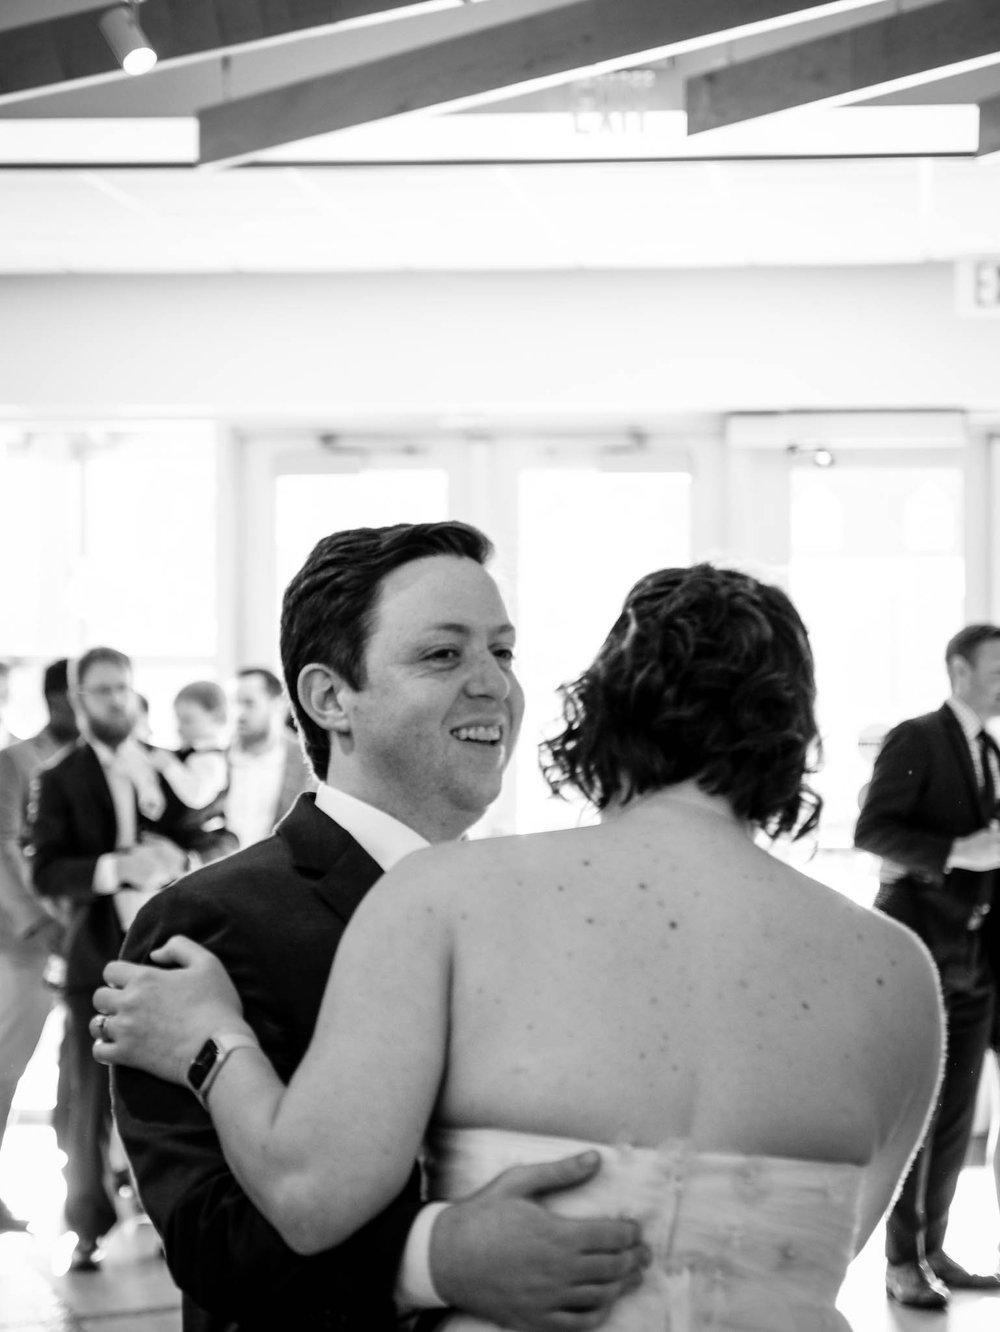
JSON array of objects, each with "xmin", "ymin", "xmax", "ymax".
[
  {"xmin": 787, "ymin": 443, "xmax": 836, "ymax": 468},
  {"xmin": 99, "ymin": 3, "xmax": 157, "ymax": 76}
]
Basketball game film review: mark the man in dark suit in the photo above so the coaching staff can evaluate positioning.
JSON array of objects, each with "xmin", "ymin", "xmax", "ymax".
[
  {"xmin": 31, "ymin": 646, "xmax": 237, "ymax": 1271},
  {"xmin": 107, "ymin": 523, "xmax": 646, "ymax": 1332},
  {"xmin": 855, "ymin": 622, "xmax": 1000, "ymax": 1309}
]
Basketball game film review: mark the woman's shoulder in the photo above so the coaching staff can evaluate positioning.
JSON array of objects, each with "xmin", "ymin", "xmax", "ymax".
[
  {"xmin": 369, "ymin": 827, "xmax": 573, "ymax": 905},
  {"xmin": 780, "ymin": 857, "xmax": 943, "ymax": 1023}
]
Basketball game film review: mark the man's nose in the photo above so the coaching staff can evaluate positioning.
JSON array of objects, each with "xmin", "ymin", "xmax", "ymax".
[{"xmin": 465, "ymin": 651, "xmax": 510, "ymax": 699}]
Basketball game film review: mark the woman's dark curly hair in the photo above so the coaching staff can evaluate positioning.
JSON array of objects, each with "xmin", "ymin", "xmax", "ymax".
[{"xmin": 540, "ymin": 564, "xmax": 822, "ymax": 840}]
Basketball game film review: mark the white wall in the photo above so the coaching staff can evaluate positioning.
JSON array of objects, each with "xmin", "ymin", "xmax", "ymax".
[{"xmin": 3, "ymin": 264, "xmax": 1000, "ymax": 419}]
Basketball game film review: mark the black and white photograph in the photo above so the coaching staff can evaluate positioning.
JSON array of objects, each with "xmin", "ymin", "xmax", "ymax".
[{"xmin": 3, "ymin": 3, "xmax": 1000, "ymax": 1330}]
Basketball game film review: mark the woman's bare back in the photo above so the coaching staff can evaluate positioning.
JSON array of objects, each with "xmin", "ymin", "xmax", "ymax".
[{"xmin": 435, "ymin": 790, "xmax": 940, "ymax": 1176}]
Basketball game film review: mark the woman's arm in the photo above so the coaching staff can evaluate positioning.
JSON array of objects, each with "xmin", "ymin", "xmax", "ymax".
[
  {"xmin": 98, "ymin": 852, "xmax": 454, "ymax": 1255},
  {"xmin": 851, "ymin": 927, "xmax": 945, "ymax": 1253}
]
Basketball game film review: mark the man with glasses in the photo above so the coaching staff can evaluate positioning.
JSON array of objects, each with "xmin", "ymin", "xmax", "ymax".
[{"xmin": 31, "ymin": 647, "xmax": 236, "ymax": 1271}]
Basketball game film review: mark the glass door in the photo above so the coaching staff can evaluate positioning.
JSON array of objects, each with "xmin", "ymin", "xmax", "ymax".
[{"xmin": 724, "ymin": 420, "xmax": 973, "ymax": 904}]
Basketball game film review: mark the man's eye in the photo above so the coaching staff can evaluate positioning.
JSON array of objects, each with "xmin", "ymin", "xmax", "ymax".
[{"xmin": 493, "ymin": 647, "xmax": 516, "ymax": 665}]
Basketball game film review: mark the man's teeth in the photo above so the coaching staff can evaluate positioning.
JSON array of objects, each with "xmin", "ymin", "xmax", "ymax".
[{"xmin": 453, "ymin": 725, "xmax": 502, "ymax": 743}]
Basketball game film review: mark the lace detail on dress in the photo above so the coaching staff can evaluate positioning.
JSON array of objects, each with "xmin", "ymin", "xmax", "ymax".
[{"xmin": 423, "ymin": 1128, "xmax": 863, "ymax": 1332}]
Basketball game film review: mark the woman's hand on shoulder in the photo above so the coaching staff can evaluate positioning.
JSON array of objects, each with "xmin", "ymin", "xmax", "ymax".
[{"xmin": 92, "ymin": 936, "xmax": 252, "ymax": 1085}]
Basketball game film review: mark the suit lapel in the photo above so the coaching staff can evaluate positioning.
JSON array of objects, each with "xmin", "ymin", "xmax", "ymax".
[
  {"xmin": 276, "ymin": 793, "xmax": 384, "ymax": 926},
  {"xmin": 938, "ymin": 705, "xmax": 982, "ymax": 816},
  {"xmin": 77, "ymin": 742, "xmax": 120, "ymax": 845}
]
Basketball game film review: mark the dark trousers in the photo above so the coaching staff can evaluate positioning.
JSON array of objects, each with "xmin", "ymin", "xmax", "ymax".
[
  {"xmin": 62, "ymin": 990, "xmax": 118, "ymax": 1242},
  {"xmin": 885, "ymin": 972, "xmax": 994, "ymax": 1264}
]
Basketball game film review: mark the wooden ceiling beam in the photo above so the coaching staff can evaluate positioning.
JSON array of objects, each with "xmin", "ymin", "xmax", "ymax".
[
  {"xmin": 686, "ymin": 0, "xmax": 1000, "ymax": 134},
  {"xmin": 0, "ymin": 0, "xmax": 454, "ymax": 102},
  {"xmin": 197, "ymin": 0, "xmax": 886, "ymax": 164},
  {"xmin": 979, "ymin": 93, "xmax": 1000, "ymax": 154}
]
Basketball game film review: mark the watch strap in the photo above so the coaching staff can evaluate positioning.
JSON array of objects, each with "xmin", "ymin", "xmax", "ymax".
[{"xmin": 190, "ymin": 1031, "xmax": 260, "ymax": 1108}]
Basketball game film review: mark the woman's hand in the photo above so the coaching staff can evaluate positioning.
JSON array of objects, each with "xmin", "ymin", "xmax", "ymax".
[{"xmin": 90, "ymin": 936, "xmax": 252, "ymax": 1086}]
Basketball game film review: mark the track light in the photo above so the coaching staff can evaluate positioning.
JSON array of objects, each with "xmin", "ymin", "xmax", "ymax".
[
  {"xmin": 99, "ymin": 4, "xmax": 157, "ymax": 76},
  {"xmin": 787, "ymin": 443, "xmax": 836, "ymax": 468}
]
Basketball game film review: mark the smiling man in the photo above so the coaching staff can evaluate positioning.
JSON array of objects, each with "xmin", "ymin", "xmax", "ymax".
[{"xmin": 111, "ymin": 521, "xmax": 645, "ymax": 1332}]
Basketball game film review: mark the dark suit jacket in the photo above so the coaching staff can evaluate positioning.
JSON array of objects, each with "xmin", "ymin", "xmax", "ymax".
[
  {"xmin": 31, "ymin": 741, "xmax": 238, "ymax": 993},
  {"xmin": 273, "ymin": 731, "xmax": 316, "ymax": 832},
  {"xmin": 112, "ymin": 793, "xmax": 422, "ymax": 1332},
  {"xmin": 854, "ymin": 703, "xmax": 996, "ymax": 990}
]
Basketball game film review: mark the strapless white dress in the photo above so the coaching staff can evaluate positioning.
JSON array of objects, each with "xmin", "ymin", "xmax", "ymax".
[{"xmin": 423, "ymin": 1128, "xmax": 863, "ymax": 1332}]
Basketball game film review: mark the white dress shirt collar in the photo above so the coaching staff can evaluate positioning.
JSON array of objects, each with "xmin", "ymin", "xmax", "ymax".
[
  {"xmin": 947, "ymin": 694, "xmax": 986, "ymax": 742},
  {"xmin": 314, "ymin": 783, "xmax": 429, "ymax": 872}
]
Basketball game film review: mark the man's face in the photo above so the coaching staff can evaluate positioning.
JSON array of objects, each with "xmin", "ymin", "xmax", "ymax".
[
  {"xmin": 954, "ymin": 640, "xmax": 1000, "ymax": 720},
  {"xmin": 76, "ymin": 661, "xmax": 137, "ymax": 748},
  {"xmin": 176, "ymin": 701, "xmax": 223, "ymax": 749},
  {"xmin": 332, "ymin": 554, "xmax": 524, "ymax": 841},
  {"xmin": 234, "ymin": 674, "xmax": 280, "ymax": 747}
]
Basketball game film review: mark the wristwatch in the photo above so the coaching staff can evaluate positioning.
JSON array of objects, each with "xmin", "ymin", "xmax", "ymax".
[{"xmin": 186, "ymin": 1032, "xmax": 260, "ymax": 1108}]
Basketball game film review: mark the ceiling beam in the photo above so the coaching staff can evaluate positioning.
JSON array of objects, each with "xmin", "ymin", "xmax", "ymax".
[
  {"xmin": 980, "ymin": 93, "xmax": 1000, "ymax": 154},
  {"xmin": 0, "ymin": 0, "xmax": 461, "ymax": 102},
  {"xmin": 686, "ymin": 0, "xmax": 1000, "ymax": 133},
  {"xmin": 198, "ymin": 0, "xmax": 886, "ymax": 164}
]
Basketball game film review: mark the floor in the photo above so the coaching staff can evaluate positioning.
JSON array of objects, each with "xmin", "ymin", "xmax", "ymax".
[{"xmin": 3, "ymin": 1014, "xmax": 1000, "ymax": 1332}]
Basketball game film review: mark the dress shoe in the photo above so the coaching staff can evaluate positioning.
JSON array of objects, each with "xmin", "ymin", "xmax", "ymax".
[
  {"xmin": 927, "ymin": 1251, "xmax": 1000, "ymax": 1290},
  {"xmin": 68, "ymin": 1238, "xmax": 102, "ymax": 1273},
  {"xmin": 0, "ymin": 1197, "xmax": 29, "ymax": 1233},
  {"xmin": 885, "ymin": 1260, "xmax": 949, "ymax": 1309}
]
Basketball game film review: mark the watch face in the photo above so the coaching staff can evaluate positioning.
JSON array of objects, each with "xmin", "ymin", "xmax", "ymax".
[{"xmin": 187, "ymin": 1038, "xmax": 219, "ymax": 1093}]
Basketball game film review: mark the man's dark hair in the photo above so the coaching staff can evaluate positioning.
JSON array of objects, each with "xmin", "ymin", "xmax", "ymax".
[
  {"xmin": 945, "ymin": 624, "xmax": 1000, "ymax": 668},
  {"xmin": 175, "ymin": 679, "xmax": 227, "ymax": 715},
  {"xmin": 281, "ymin": 522, "xmax": 493, "ymax": 777},
  {"xmin": 42, "ymin": 658, "xmax": 71, "ymax": 699},
  {"xmin": 74, "ymin": 646, "xmax": 131, "ymax": 690},
  {"xmin": 237, "ymin": 667, "xmax": 284, "ymax": 699},
  {"xmin": 541, "ymin": 563, "xmax": 822, "ymax": 841}
]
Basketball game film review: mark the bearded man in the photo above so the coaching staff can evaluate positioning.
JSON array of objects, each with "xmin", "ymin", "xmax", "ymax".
[{"xmin": 31, "ymin": 647, "xmax": 236, "ymax": 1270}]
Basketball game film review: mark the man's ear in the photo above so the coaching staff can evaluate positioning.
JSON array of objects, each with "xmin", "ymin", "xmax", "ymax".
[{"xmin": 297, "ymin": 663, "xmax": 353, "ymax": 736}]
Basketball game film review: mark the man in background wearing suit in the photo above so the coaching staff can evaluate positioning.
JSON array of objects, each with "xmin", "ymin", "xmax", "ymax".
[
  {"xmin": 225, "ymin": 666, "xmax": 314, "ymax": 848},
  {"xmin": 856, "ymin": 623, "xmax": 1000, "ymax": 1309},
  {"xmin": 31, "ymin": 647, "xmax": 237, "ymax": 1271},
  {"xmin": 110, "ymin": 522, "xmax": 646, "ymax": 1332},
  {"xmin": 0, "ymin": 658, "xmax": 78, "ymax": 1232}
]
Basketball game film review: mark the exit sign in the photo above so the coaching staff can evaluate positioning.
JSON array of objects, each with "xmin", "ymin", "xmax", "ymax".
[{"xmin": 956, "ymin": 258, "xmax": 1000, "ymax": 316}]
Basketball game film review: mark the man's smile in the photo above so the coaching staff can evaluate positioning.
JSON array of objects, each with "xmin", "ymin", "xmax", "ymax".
[{"xmin": 451, "ymin": 724, "xmax": 503, "ymax": 745}]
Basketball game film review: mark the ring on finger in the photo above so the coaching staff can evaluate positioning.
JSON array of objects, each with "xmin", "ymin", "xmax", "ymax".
[{"xmin": 95, "ymin": 1014, "xmax": 108, "ymax": 1041}]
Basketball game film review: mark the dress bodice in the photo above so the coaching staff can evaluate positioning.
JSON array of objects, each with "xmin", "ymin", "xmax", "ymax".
[{"xmin": 423, "ymin": 1128, "xmax": 863, "ymax": 1332}]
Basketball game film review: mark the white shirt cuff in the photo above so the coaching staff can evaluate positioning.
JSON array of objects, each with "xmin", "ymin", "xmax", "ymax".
[
  {"xmin": 93, "ymin": 853, "xmax": 121, "ymax": 894},
  {"xmin": 395, "ymin": 1202, "xmax": 450, "ymax": 1312}
]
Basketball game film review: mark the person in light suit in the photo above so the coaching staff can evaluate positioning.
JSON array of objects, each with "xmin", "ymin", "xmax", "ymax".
[{"xmin": 0, "ymin": 658, "xmax": 78, "ymax": 1232}]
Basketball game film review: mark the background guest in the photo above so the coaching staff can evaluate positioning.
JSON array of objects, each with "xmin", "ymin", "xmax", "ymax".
[
  {"xmin": 31, "ymin": 647, "xmax": 237, "ymax": 1271},
  {"xmin": 147, "ymin": 681, "xmax": 230, "ymax": 838},
  {"xmin": 0, "ymin": 658, "xmax": 78, "ymax": 1232},
  {"xmin": 0, "ymin": 660, "xmax": 19, "ymax": 749},
  {"xmin": 225, "ymin": 667, "xmax": 313, "ymax": 848},
  {"xmin": 855, "ymin": 623, "xmax": 1000, "ymax": 1308}
]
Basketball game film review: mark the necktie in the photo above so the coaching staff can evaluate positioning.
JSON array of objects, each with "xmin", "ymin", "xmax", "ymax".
[{"xmin": 978, "ymin": 731, "xmax": 997, "ymax": 822}]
